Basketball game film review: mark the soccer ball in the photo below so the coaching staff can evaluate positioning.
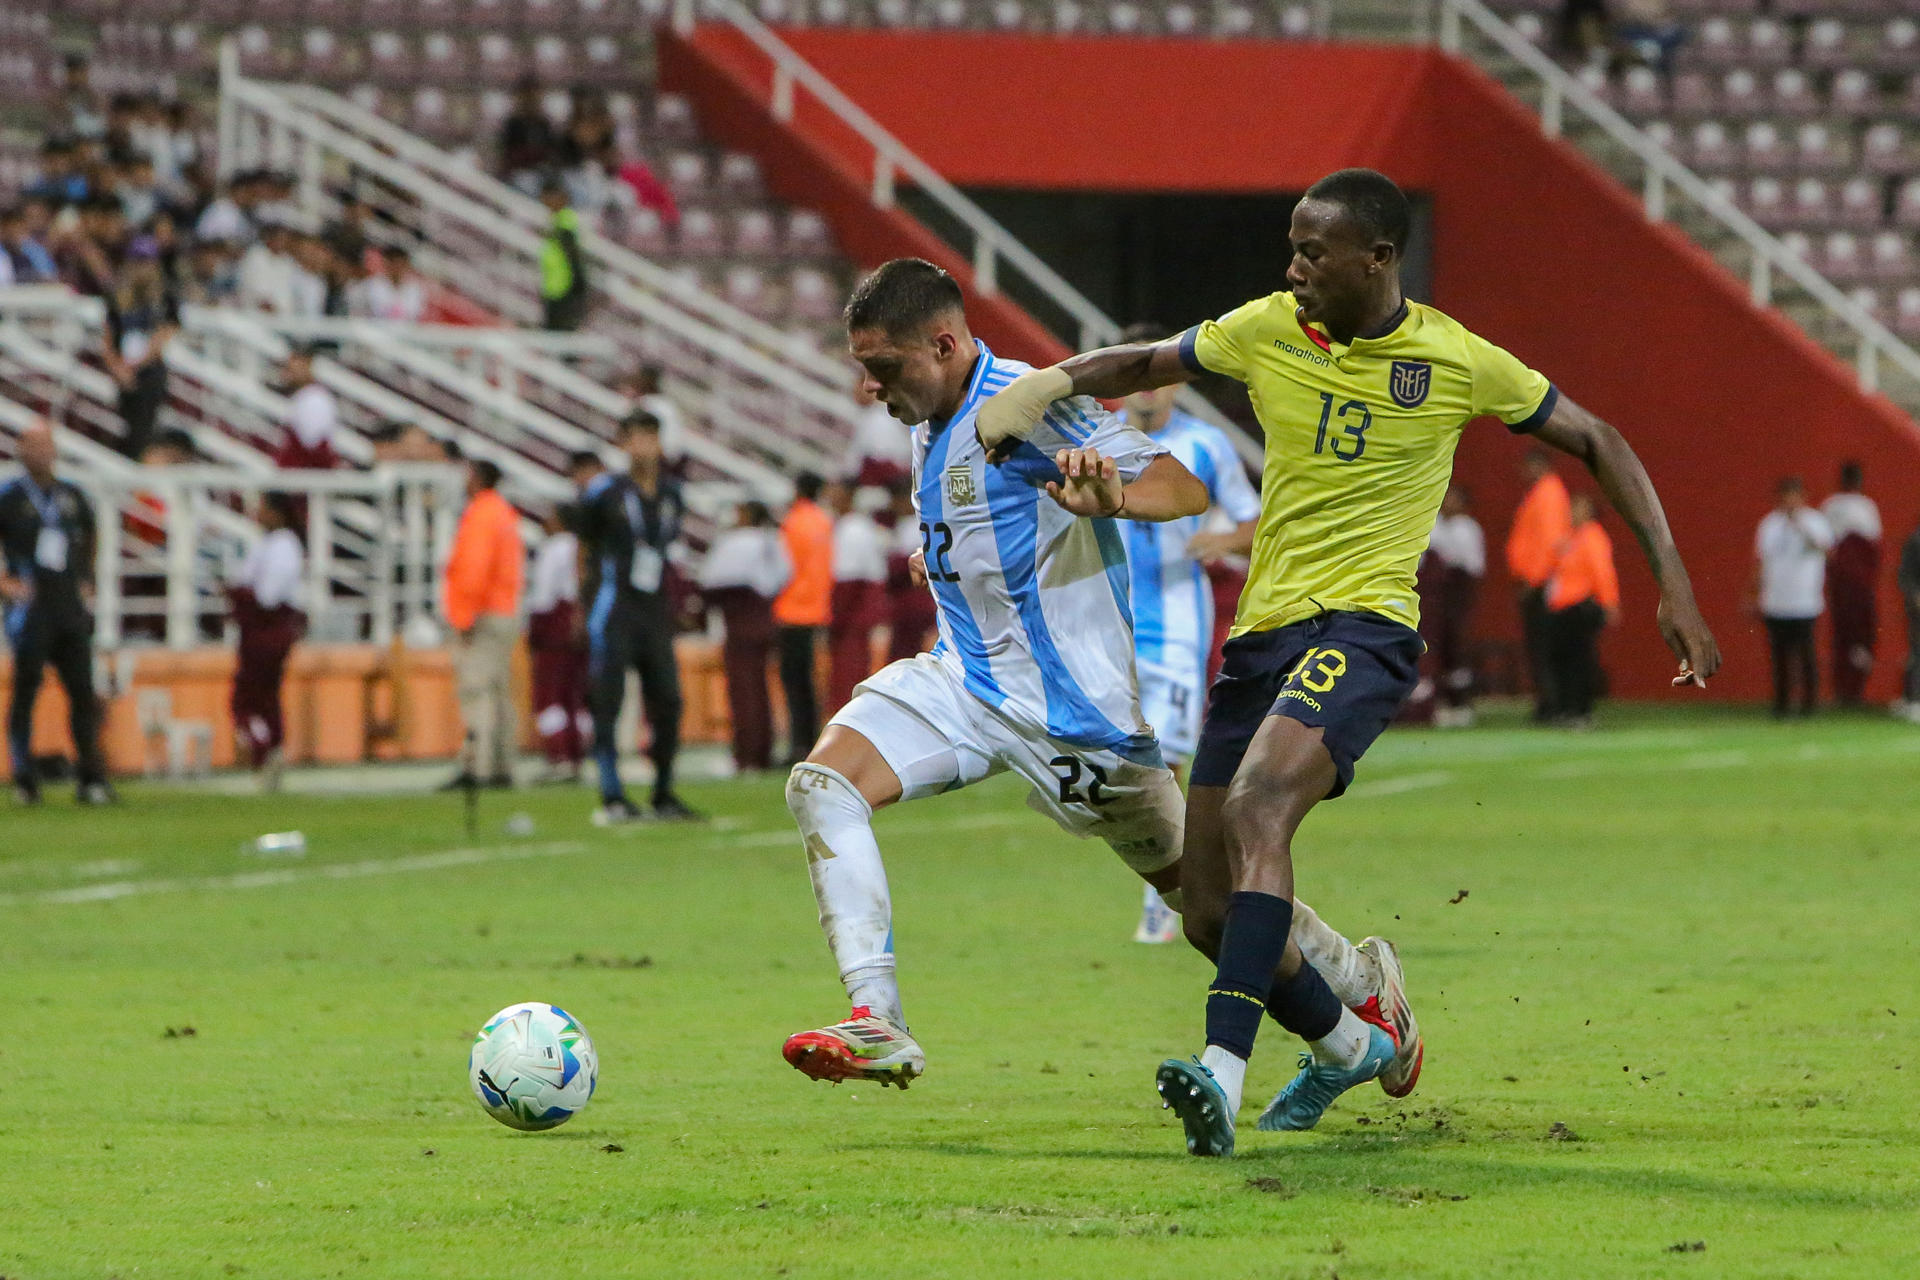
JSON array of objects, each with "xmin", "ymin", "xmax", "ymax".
[{"xmin": 468, "ymin": 1002, "xmax": 598, "ymax": 1131}]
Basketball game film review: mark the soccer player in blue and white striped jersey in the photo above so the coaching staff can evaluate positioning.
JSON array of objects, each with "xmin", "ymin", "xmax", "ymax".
[
  {"xmin": 781, "ymin": 259, "xmax": 1210, "ymax": 1090},
  {"xmin": 1115, "ymin": 324, "xmax": 1262, "ymax": 944}
]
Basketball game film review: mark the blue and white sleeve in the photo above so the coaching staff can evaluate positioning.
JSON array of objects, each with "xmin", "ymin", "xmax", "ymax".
[
  {"xmin": 1204, "ymin": 431, "xmax": 1262, "ymax": 523},
  {"xmin": 1064, "ymin": 399, "xmax": 1167, "ymax": 482}
]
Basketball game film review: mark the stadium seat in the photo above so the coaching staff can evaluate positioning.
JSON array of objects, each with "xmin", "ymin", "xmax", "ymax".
[
  {"xmin": 366, "ymin": 31, "xmax": 416, "ymax": 88},
  {"xmin": 1787, "ymin": 177, "xmax": 1835, "ymax": 229},
  {"xmin": 717, "ymin": 152, "xmax": 763, "ymax": 199},
  {"xmin": 1897, "ymin": 75, "xmax": 1920, "ymax": 123},
  {"xmin": 1742, "ymin": 120, "xmax": 1787, "ymax": 173},
  {"xmin": 1847, "ymin": 285, "xmax": 1887, "ymax": 324},
  {"xmin": 1720, "ymin": 69, "xmax": 1763, "ymax": 117},
  {"xmin": 1682, "ymin": 17, "xmax": 1738, "ymax": 69},
  {"xmin": 785, "ymin": 207, "xmax": 834, "ymax": 256},
  {"xmin": 533, "ymin": 36, "xmax": 575, "ymax": 83},
  {"xmin": 1644, "ymin": 119, "xmax": 1680, "ymax": 160},
  {"xmin": 1689, "ymin": 120, "xmax": 1737, "ymax": 173},
  {"xmin": 1794, "ymin": 122, "xmax": 1848, "ymax": 176},
  {"xmin": 236, "ymin": 24, "xmax": 293, "ymax": 78},
  {"xmin": 1770, "ymin": 69, "xmax": 1818, "ymax": 119},
  {"xmin": 1777, "ymin": 230, "xmax": 1814, "ymax": 263},
  {"xmin": 1835, "ymin": 175, "xmax": 1885, "ymax": 230},
  {"xmin": 477, "ymin": 32, "xmax": 527, "ymax": 85},
  {"xmin": 621, "ymin": 205, "xmax": 670, "ymax": 255},
  {"xmin": 664, "ymin": 150, "xmax": 710, "ymax": 199},
  {"xmin": 1618, "ymin": 65, "xmax": 1664, "ymax": 119},
  {"xmin": 582, "ymin": 35, "xmax": 628, "ymax": 88},
  {"xmin": 723, "ymin": 263, "xmax": 777, "ymax": 318},
  {"xmin": 1670, "ymin": 72, "xmax": 1717, "ymax": 120},
  {"xmin": 989, "ymin": 0, "xmax": 1031, "ymax": 32},
  {"xmin": 302, "ymin": 28, "xmax": 350, "ymax": 85},
  {"xmin": 1743, "ymin": 175, "xmax": 1789, "ymax": 228},
  {"xmin": 1863, "ymin": 123, "xmax": 1912, "ymax": 177},
  {"xmin": 168, "ymin": 22, "xmax": 210, "ymax": 74},
  {"xmin": 787, "ymin": 266, "xmax": 840, "ymax": 321},
  {"xmin": 1868, "ymin": 229, "xmax": 1916, "ymax": 284},
  {"xmin": 1822, "ymin": 230, "xmax": 1866, "ymax": 282},
  {"xmin": 420, "ymin": 32, "xmax": 471, "ymax": 87},
  {"xmin": 731, "ymin": 207, "xmax": 779, "ymax": 256},
  {"xmin": 573, "ymin": 0, "xmax": 631, "ymax": 35},
  {"xmin": 1802, "ymin": 18, "xmax": 1853, "ymax": 73},
  {"xmin": 1830, "ymin": 69, "xmax": 1879, "ymax": 118},
  {"xmin": 1893, "ymin": 285, "xmax": 1920, "ymax": 338},
  {"xmin": 1745, "ymin": 18, "xmax": 1791, "ymax": 69},
  {"xmin": 675, "ymin": 206, "xmax": 726, "ymax": 257},
  {"xmin": 1875, "ymin": 18, "xmax": 1920, "ymax": 73},
  {"xmin": 1162, "ymin": 2, "xmax": 1200, "ymax": 36}
]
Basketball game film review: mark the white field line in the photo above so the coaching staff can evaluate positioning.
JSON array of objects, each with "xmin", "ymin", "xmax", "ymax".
[{"xmin": 1350, "ymin": 770, "xmax": 1455, "ymax": 798}]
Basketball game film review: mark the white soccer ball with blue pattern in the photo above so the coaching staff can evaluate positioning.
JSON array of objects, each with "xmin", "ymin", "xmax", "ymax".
[{"xmin": 468, "ymin": 1002, "xmax": 598, "ymax": 1131}]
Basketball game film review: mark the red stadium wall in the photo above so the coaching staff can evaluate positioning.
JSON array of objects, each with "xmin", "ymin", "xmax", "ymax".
[{"xmin": 665, "ymin": 28, "xmax": 1920, "ymax": 703}]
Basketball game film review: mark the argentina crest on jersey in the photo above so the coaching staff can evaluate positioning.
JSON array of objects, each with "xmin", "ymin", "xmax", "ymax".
[
  {"xmin": 945, "ymin": 463, "xmax": 976, "ymax": 507},
  {"xmin": 1389, "ymin": 359, "xmax": 1431, "ymax": 409}
]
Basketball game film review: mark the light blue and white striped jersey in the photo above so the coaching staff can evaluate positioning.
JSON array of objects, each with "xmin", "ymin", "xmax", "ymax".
[
  {"xmin": 1122, "ymin": 411, "xmax": 1262, "ymax": 673},
  {"xmin": 912, "ymin": 341, "xmax": 1169, "ymax": 765}
]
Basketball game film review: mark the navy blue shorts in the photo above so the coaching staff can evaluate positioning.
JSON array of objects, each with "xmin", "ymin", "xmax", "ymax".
[{"xmin": 1189, "ymin": 611, "xmax": 1424, "ymax": 798}]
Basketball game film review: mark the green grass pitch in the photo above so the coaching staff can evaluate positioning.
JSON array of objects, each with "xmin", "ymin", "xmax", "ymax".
[{"xmin": 2, "ymin": 706, "xmax": 1916, "ymax": 1279}]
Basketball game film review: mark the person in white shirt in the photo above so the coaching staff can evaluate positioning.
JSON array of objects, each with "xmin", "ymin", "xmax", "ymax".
[
  {"xmin": 825, "ymin": 481, "xmax": 891, "ymax": 714},
  {"xmin": 227, "ymin": 492, "xmax": 306, "ymax": 790},
  {"xmin": 843, "ymin": 373, "xmax": 913, "ymax": 487},
  {"xmin": 355, "ymin": 245, "xmax": 428, "ymax": 322},
  {"xmin": 1420, "ymin": 485, "xmax": 1487, "ymax": 728},
  {"xmin": 701, "ymin": 500, "xmax": 792, "ymax": 773},
  {"xmin": 1820, "ymin": 461, "xmax": 1882, "ymax": 708},
  {"xmin": 618, "ymin": 366, "xmax": 688, "ymax": 469},
  {"xmin": 275, "ymin": 347, "xmax": 341, "ymax": 470},
  {"xmin": 237, "ymin": 223, "xmax": 301, "ymax": 314},
  {"xmin": 1754, "ymin": 476, "xmax": 1835, "ymax": 717},
  {"xmin": 526, "ymin": 508, "xmax": 588, "ymax": 783}
]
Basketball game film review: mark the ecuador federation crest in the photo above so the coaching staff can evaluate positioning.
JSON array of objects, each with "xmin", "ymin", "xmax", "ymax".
[
  {"xmin": 945, "ymin": 463, "xmax": 976, "ymax": 507},
  {"xmin": 1388, "ymin": 360, "xmax": 1431, "ymax": 409}
]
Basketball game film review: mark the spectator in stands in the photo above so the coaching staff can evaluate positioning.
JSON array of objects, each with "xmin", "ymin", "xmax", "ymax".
[
  {"xmin": 1421, "ymin": 484, "xmax": 1485, "ymax": 728},
  {"xmin": 1507, "ymin": 447, "xmax": 1572, "ymax": 724},
  {"xmin": 526, "ymin": 506, "xmax": 587, "ymax": 784},
  {"xmin": 1822, "ymin": 461, "xmax": 1882, "ymax": 710},
  {"xmin": 556, "ymin": 87, "xmax": 617, "ymax": 170},
  {"xmin": 843, "ymin": 371, "xmax": 912, "ymax": 488},
  {"xmin": 1545, "ymin": 492, "xmax": 1619, "ymax": 728},
  {"xmin": 355, "ymin": 245, "xmax": 427, "ymax": 322},
  {"xmin": 276, "ymin": 346, "xmax": 340, "ymax": 471},
  {"xmin": 299, "ymin": 232, "xmax": 356, "ymax": 318},
  {"xmin": 62, "ymin": 194, "xmax": 125, "ymax": 298},
  {"xmin": 114, "ymin": 153, "xmax": 162, "ymax": 229},
  {"xmin": 538, "ymin": 178, "xmax": 589, "ymax": 332},
  {"xmin": 181, "ymin": 235, "xmax": 240, "ymax": 307},
  {"xmin": 138, "ymin": 427, "xmax": 195, "ymax": 469},
  {"xmin": 100, "ymin": 237, "xmax": 178, "ymax": 460},
  {"xmin": 775, "ymin": 471, "xmax": 833, "ymax": 765},
  {"xmin": 51, "ymin": 53, "xmax": 104, "ymax": 142},
  {"xmin": 28, "ymin": 138, "xmax": 87, "ymax": 207},
  {"xmin": 499, "ymin": 76, "xmax": 559, "ymax": 196},
  {"xmin": 322, "ymin": 193, "xmax": 375, "ymax": 266},
  {"xmin": 1753, "ymin": 476, "xmax": 1834, "ymax": 718},
  {"xmin": 1, "ymin": 419, "xmax": 110, "ymax": 806},
  {"xmin": 884, "ymin": 477, "xmax": 935, "ymax": 663},
  {"xmin": 1613, "ymin": 0, "xmax": 1685, "ymax": 76},
  {"xmin": 0, "ymin": 203, "xmax": 58, "ymax": 284},
  {"xmin": 194, "ymin": 169, "xmax": 264, "ymax": 247},
  {"xmin": 442, "ymin": 458, "xmax": 524, "ymax": 791},
  {"xmin": 1556, "ymin": 0, "xmax": 1609, "ymax": 63},
  {"xmin": 616, "ymin": 365, "xmax": 686, "ymax": 468},
  {"xmin": 238, "ymin": 220, "xmax": 301, "ymax": 314},
  {"xmin": 368, "ymin": 419, "xmax": 444, "ymax": 465},
  {"xmin": 227, "ymin": 491, "xmax": 305, "ymax": 792},
  {"xmin": 701, "ymin": 499, "xmax": 791, "ymax": 774},
  {"xmin": 611, "ymin": 147, "xmax": 679, "ymax": 231},
  {"xmin": 825, "ymin": 482, "xmax": 889, "ymax": 715},
  {"xmin": 1899, "ymin": 520, "xmax": 1920, "ymax": 723}
]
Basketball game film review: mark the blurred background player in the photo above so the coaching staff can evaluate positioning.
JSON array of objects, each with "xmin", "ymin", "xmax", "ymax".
[
  {"xmin": 274, "ymin": 345, "xmax": 339, "ymax": 472},
  {"xmin": 1420, "ymin": 484, "xmax": 1485, "ymax": 728},
  {"xmin": 825, "ymin": 481, "xmax": 889, "ymax": 716},
  {"xmin": 1507, "ymin": 448, "xmax": 1571, "ymax": 724},
  {"xmin": 1820, "ymin": 461, "xmax": 1881, "ymax": 710},
  {"xmin": 226, "ymin": 491, "xmax": 304, "ymax": 791},
  {"xmin": 1112, "ymin": 322, "xmax": 1261, "ymax": 945},
  {"xmin": 774, "ymin": 472, "xmax": 832, "ymax": 767},
  {"xmin": 526, "ymin": 505, "xmax": 586, "ymax": 785},
  {"xmin": 843, "ymin": 370, "xmax": 913, "ymax": 488},
  {"xmin": 579, "ymin": 411, "xmax": 699, "ymax": 823},
  {"xmin": 1544, "ymin": 491, "xmax": 1619, "ymax": 729},
  {"xmin": 441, "ymin": 459, "xmax": 523, "ymax": 790},
  {"xmin": 980, "ymin": 168, "xmax": 1719, "ymax": 1156},
  {"xmin": 1, "ymin": 419, "xmax": 110, "ymax": 806},
  {"xmin": 781, "ymin": 259, "xmax": 1206, "ymax": 1090},
  {"xmin": 883, "ymin": 477, "xmax": 937, "ymax": 663},
  {"xmin": 701, "ymin": 499, "xmax": 791, "ymax": 774},
  {"xmin": 1753, "ymin": 476, "xmax": 1833, "ymax": 719},
  {"xmin": 1900, "ymin": 517, "xmax": 1920, "ymax": 723}
]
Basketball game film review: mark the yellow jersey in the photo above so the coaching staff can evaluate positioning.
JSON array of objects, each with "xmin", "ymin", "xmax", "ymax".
[{"xmin": 1182, "ymin": 292, "xmax": 1555, "ymax": 635}]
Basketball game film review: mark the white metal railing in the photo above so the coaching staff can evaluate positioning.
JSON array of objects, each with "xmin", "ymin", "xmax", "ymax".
[
  {"xmin": 1434, "ymin": 0, "xmax": 1920, "ymax": 408},
  {"xmin": 218, "ymin": 46, "xmax": 870, "ymax": 464},
  {"xmin": 0, "ymin": 403, "xmax": 457, "ymax": 650},
  {"xmin": 672, "ymin": 0, "xmax": 1261, "ymax": 464}
]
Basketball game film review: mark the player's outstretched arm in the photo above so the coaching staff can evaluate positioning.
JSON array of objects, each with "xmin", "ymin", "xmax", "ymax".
[
  {"xmin": 1044, "ymin": 449, "xmax": 1207, "ymax": 522},
  {"xmin": 1532, "ymin": 396, "xmax": 1722, "ymax": 688},
  {"xmin": 978, "ymin": 338, "xmax": 1196, "ymax": 460}
]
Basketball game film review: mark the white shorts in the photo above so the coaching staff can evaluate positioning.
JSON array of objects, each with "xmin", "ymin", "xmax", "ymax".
[
  {"xmin": 829, "ymin": 654, "xmax": 1185, "ymax": 875},
  {"xmin": 1137, "ymin": 656, "xmax": 1206, "ymax": 766}
]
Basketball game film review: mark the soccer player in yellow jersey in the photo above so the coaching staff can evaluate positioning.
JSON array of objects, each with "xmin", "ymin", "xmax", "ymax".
[{"xmin": 978, "ymin": 168, "xmax": 1720, "ymax": 1157}]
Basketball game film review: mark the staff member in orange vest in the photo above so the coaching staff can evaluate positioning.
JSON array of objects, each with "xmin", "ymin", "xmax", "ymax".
[
  {"xmin": 775, "ymin": 472, "xmax": 834, "ymax": 766},
  {"xmin": 442, "ymin": 458, "xmax": 524, "ymax": 790},
  {"xmin": 1506, "ymin": 447, "xmax": 1572, "ymax": 723},
  {"xmin": 1544, "ymin": 492, "xmax": 1619, "ymax": 728}
]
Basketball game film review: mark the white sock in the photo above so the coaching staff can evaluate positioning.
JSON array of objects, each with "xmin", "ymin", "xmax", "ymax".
[
  {"xmin": 1199, "ymin": 1045, "xmax": 1247, "ymax": 1120},
  {"xmin": 1308, "ymin": 1006, "xmax": 1372, "ymax": 1070},
  {"xmin": 786, "ymin": 763, "xmax": 903, "ymax": 1027},
  {"xmin": 1291, "ymin": 899, "xmax": 1373, "ymax": 1007}
]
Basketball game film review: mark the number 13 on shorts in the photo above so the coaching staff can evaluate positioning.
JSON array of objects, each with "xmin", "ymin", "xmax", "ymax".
[{"xmin": 1285, "ymin": 646, "xmax": 1349, "ymax": 693}]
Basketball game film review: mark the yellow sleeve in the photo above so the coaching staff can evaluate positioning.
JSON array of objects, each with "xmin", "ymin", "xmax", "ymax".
[
  {"xmin": 1463, "ymin": 329, "xmax": 1557, "ymax": 432},
  {"xmin": 1181, "ymin": 295, "xmax": 1276, "ymax": 383}
]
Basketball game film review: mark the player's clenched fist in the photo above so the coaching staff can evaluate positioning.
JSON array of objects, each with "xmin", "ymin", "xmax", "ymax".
[
  {"xmin": 1045, "ymin": 448, "xmax": 1124, "ymax": 517},
  {"xmin": 976, "ymin": 366, "xmax": 1071, "ymax": 460}
]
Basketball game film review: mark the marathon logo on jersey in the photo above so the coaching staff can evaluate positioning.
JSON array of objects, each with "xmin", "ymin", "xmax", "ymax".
[
  {"xmin": 945, "ymin": 464, "xmax": 976, "ymax": 507},
  {"xmin": 1389, "ymin": 360, "xmax": 1432, "ymax": 409}
]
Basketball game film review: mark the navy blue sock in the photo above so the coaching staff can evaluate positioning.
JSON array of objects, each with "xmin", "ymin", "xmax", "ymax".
[
  {"xmin": 1266, "ymin": 959, "xmax": 1343, "ymax": 1041},
  {"xmin": 1205, "ymin": 891, "xmax": 1293, "ymax": 1060}
]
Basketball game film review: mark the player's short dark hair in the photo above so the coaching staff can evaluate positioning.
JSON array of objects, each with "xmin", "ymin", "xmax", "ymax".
[
  {"xmin": 471, "ymin": 459, "xmax": 503, "ymax": 490},
  {"xmin": 1304, "ymin": 168, "xmax": 1411, "ymax": 255},
  {"xmin": 793, "ymin": 471, "xmax": 825, "ymax": 502},
  {"xmin": 1120, "ymin": 322, "xmax": 1174, "ymax": 345},
  {"xmin": 619, "ymin": 409, "xmax": 661, "ymax": 437},
  {"xmin": 566, "ymin": 448, "xmax": 603, "ymax": 472},
  {"xmin": 843, "ymin": 258, "xmax": 964, "ymax": 337}
]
